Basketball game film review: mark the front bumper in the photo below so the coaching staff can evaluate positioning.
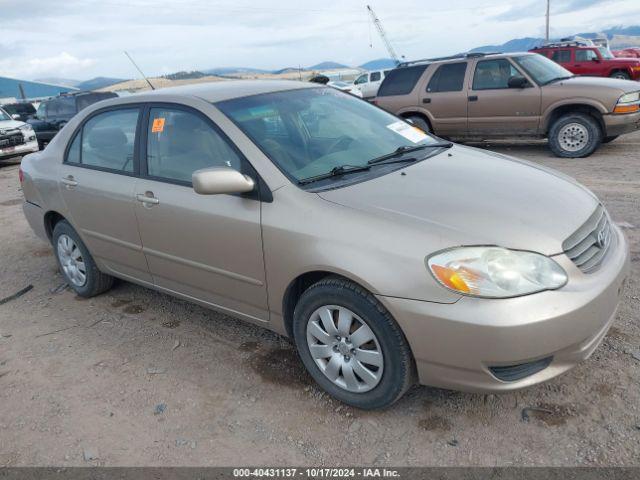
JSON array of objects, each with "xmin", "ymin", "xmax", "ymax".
[
  {"xmin": 0, "ymin": 139, "xmax": 39, "ymax": 160},
  {"xmin": 603, "ymin": 111, "xmax": 640, "ymax": 137},
  {"xmin": 378, "ymin": 225, "xmax": 630, "ymax": 393}
]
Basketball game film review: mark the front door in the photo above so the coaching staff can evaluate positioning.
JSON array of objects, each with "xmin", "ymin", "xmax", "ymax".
[
  {"xmin": 421, "ymin": 61, "xmax": 469, "ymax": 136},
  {"xmin": 58, "ymin": 106, "xmax": 152, "ymax": 283},
  {"xmin": 134, "ymin": 105, "xmax": 269, "ymax": 322},
  {"xmin": 573, "ymin": 48, "xmax": 603, "ymax": 76},
  {"xmin": 467, "ymin": 58, "xmax": 542, "ymax": 136}
]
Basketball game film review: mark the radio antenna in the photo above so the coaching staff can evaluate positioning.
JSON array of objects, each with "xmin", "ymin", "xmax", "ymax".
[{"xmin": 124, "ymin": 51, "xmax": 155, "ymax": 90}]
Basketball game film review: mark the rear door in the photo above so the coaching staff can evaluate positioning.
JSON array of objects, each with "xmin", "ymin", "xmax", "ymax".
[
  {"xmin": 58, "ymin": 106, "xmax": 152, "ymax": 283},
  {"xmin": 421, "ymin": 61, "xmax": 469, "ymax": 136},
  {"xmin": 467, "ymin": 57, "xmax": 542, "ymax": 136},
  {"xmin": 133, "ymin": 104, "xmax": 269, "ymax": 323},
  {"xmin": 550, "ymin": 49, "xmax": 572, "ymax": 69}
]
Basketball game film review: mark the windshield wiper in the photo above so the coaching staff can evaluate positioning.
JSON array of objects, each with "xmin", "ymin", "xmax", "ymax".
[
  {"xmin": 367, "ymin": 142, "xmax": 452, "ymax": 165},
  {"xmin": 298, "ymin": 164, "xmax": 371, "ymax": 186},
  {"xmin": 543, "ymin": 75, "xmax": 574, "ymax": 85}
]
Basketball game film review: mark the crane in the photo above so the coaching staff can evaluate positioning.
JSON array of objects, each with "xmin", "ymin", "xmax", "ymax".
[{"xmin": 366, "ymin": 5, "xmax": 401, "ymax": 65}]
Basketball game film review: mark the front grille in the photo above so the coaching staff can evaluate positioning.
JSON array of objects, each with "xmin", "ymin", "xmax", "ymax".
[
  {"xmin": 0, "ymin": 130, "xmax": 25, "ymax": 148},
  {"xmin": 562, "ymin": 205, "xmax": 612, "ymax": 273},
  {"xmin": 489, "ymin": 356, "xmax": 553, "ymax": 382}
]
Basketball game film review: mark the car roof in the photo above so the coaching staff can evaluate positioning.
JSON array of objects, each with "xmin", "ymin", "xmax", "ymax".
[
  {"xmin": 398, "ymin": 51, "xmax": 534, "ymax": 68},
  {"xmin": 134, "ymin": 79, "xmax": 318, "ymax": 103}
]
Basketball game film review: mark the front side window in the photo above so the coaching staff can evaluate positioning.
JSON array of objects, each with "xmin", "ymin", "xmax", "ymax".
[
  {"xmin": 146, "ymin": 108, "xmax": 242, "ymax": 183},
  {"xmin": 0, "ymin": 108, "xmax": 9, "ymax": 121},
  {"xmin": 80, "ymin": 109, "xmax": 139, "ymax": 172},
  {"xmin": 217, "ymin": 87, "xmax": 442, "ymax": 186},
  {"xmin": 354, "ymin": 74, "xmax": 368, "ymax": 85},
  {"xmin": 513, "ymin": 54, "xmax": 573, "ymax": 85},
  {"xmin": 427, "ymin": 62, "xmax": 467, "ymax": 92},
  {"xmin": 597, "ymin": 47, "xmax": 614, "ymax": 59},
  {"xmin": 36, "ymin": 102, "xmax": 47, "ymax": 119},
  {"xmin": 551, "ymin": 50, "xmax": 571, "ymax": 63},
  {"xmin": 472, "ymin": 59, "xmax": 521, "ymax": 90},
  {"xmin": 370, "ymin": 71, "xmax": 381, "ymax": 82},
  {"xmin": 575, "ymin": 49, "xmax": 599, "ymax": 62}
]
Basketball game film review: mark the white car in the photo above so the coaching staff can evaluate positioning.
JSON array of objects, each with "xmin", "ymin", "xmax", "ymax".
[
  {"xmin": 0, "ymin": 107, "xmax": 39, "ymax": 160},
  {"xmin": 327, "ymin": 81, "xmax": 364, "ymax": 98},
  {"xmin": 353, "ymin": 69, "xmax": 392, "ymax": 99}
]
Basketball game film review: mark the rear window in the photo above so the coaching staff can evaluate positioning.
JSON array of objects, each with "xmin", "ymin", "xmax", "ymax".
[
  {"xmin": 2, "ymin": 103, "xmax": 36, "ymax": 115},
  {"xmin": 377, "ymin": 65, "xmax": 428, "ymax": 97},
  {"xmin": 426, "ymin": 62, "xmax": 467, "ymax": 92}
]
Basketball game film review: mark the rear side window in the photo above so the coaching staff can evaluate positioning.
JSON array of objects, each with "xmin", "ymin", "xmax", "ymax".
[
  {"xmin": 551, "ymin": 50, "xmax": 571, "ymax": 63},
  {"xmin": 370, "ymin": 71, "xmax": 381, "ymax": 82},
  {"xmin": 377, "ymin": 65, "xmax": 428, "ymax": 97},
  {"xmin": 77, "ymin": 109, "xmax": 139, "ymax": 172},
  {"xmin": 426, "ymin": 62, "xmax": 467, "ymax": 92},
  {"xmin": 146, "ymin": 107, "xmax": 242, "ymax": 184}
]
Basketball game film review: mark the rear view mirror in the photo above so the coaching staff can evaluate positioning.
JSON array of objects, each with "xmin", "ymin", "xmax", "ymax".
[
  {"xmin": 192, "ymin": 166, "xmax": 255, "ymax": 195},
  {"xmin": 11, "ymin": 114, "xmax": 20, "ymax": 120},
  {"xmin": 508, "ymin": 75, "xmax": 528, "ymax": 88}
]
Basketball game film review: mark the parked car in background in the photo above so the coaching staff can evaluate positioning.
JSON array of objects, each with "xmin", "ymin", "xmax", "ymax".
[
  {"xmin": 0, "ymin": 107, "xmax": 38, "ymax": 161},
  {"xmin": 531, "ymin": 41, "xmax": 640, "ymax": 80},
  {"xmin": 28, "ymin": 91, "xmax": 117, "ymax": 149},
  {"xmin": 19, "ymin": 81, "xmax": 629, "ymax": 408},
  {"xmin": 1, "ymin": 102, "xmax": 36, "ymax": 122},
  {"xmin": 353, "ymin": 69, "xmax": 391, "ymax": 98},
  {"xmin": 374, "ymin": 52, "xmax": 640, "ymax": 157},
  {"xmin": 327, "ymin": 80, "xmax": 364, "ymax": 98},
  {"xmin": 613, "ymin": 47, "xmax": 640, "ymax": 59}
]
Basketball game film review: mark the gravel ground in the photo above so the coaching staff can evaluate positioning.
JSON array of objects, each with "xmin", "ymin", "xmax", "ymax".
[{"xmin": 0, "ymin": 132, "xmax": 639, "ymax": 467}]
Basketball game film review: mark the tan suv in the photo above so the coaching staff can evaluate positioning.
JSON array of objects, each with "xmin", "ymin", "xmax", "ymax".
[{"xmin": 374, "ymin": 52, "xmax": 640, "ymax": 157}]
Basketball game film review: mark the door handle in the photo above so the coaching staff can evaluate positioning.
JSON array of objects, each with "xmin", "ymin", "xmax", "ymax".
[
  {"xmin": 136, "ymin": 192, "xmax": 159, "ymax": 205},
  {"xmin": 61, "ymin": 175, "xmax": 78, "ymax": 187},
  {"xmin": 468, "ymin": 95, "xmax": 478, "ymax": 101},
  {"xmin": 422, "ymin": 97, "xmax": 431, "ymax": 104}
]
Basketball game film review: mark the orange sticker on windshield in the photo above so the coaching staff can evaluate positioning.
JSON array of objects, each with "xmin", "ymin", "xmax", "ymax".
[{"xmin": 151, "ymin": 118, "xmax": 165, "ymax": 133}]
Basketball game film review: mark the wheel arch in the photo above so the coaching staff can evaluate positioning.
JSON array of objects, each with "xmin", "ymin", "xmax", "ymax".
[
  {"xmin": 398, "ymin": 110, "xmax": 434, "ymax": 131},
  {"xmin": 543, "ymin": 102, "xmax": 606, "ymax": 135},
  {"xmin": 43, "ymin": 211, "xmax": 67, "ymax": 243}
]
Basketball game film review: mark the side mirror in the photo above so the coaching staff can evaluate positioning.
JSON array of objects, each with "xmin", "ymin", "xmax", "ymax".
[
  {"xmin": 592, "ymin": 57, "xmax": 600, "ymax": 62},
  {"xmin": 508, "ymin": 75, "xmax": 528, "ymax": 88},
  {"xmin": 11, "ymin": 114, "xmax": 20, "ymax": 120},
  {"xmin": 192, "ymin": 166, "xmax": 255, "ymax": 195}
]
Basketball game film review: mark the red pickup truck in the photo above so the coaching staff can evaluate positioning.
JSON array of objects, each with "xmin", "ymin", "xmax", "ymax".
[{"xmin": 531, "ymin": 41, "xmax": 640, "ymax": 80}]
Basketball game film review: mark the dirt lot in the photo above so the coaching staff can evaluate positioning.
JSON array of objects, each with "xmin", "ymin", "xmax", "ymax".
[{"xmin": 0, "ymin": 133, "xmax": 639, "ymax": 467}]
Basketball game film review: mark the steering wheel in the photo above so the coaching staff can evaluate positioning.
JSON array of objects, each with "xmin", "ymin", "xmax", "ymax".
[{"xmin": 326, "ymin": 135, "xmax": 354, "ymax": 155}]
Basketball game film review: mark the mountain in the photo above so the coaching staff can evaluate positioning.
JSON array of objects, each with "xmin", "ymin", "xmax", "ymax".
[
  {"xmin": 308, "ymin": 61, "xmax": 348, "ymax": 70},
  {"xmin": 76, "ymin": 77, "xmax": 126, "ymax": 90},
  {"xmin": 203, "ymin": 67, "xmax": 272, "ymax": 76},
  {"xmin": 359, "ymin": 58, "xmax": 397, "ymax": 70},
  {"xmin": 34, "ymin": 77, "xmax": 80, "ymax": 87},
  {"xmin": 470, "ymin": 37, "xmax": 545, "ymax": 53}
]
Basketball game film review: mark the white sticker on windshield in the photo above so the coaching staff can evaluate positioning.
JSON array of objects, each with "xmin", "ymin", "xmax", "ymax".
[{"xmin": 386, "ymin": 121, "xmax": 428, "ymax": 143}]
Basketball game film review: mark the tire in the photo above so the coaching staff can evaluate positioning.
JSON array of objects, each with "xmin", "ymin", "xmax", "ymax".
[
  {"xmin": 292, "ymin": 276, "xmax": 415, "ymax": 409},
  {"xmin": 609, "ymin": 71, "xmax": 630, "ymax": 80},
  {"xmin": 548, "ymin": 113, "xmax": 602, "ymax": 158},
  {"xmin": 602, "ymin": 135, "xmax": 619, "ymax": 144},
  {"xmin": 52, "ymin": 220, "xmax": 114, "ymax": 297},
  {"xmin": 406, "ymin": 115, "xmax": 431, "ymax": 133}
]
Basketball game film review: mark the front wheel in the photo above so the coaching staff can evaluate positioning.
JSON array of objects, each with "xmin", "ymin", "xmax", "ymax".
[
  {"xmin": 293, "ymin": 277, "xmax": 415, "ymax": 409},
  {"xmin": 609, "ymin": 71, "xmax": 630, "ymax": 80},
  {"xmin": 548, "ymin": 113, "xmax": 602, "ymax": 158},
  {"xmin": 52, "ymin": 220, "xmax": 114, "ymax": 297}
]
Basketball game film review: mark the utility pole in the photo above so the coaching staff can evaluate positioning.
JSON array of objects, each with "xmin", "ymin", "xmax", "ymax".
[{"xmin": 545, "ymin": 0, "xmax": 550, "ymax": 43}]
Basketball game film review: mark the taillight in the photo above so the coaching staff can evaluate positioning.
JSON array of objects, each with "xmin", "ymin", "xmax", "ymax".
[{"xmin": 18, "ymin": 167, "xmax": 24, "ymax": 184}]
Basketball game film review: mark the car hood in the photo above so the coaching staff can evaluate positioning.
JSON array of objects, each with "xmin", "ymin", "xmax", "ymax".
[
  {"xmin": 555, "ymin": 75, "xmax": 640, "ymax": 93},
  {"xmin": 317, "ymin": 145, "xmax": 599, "ymax": 256},
  {"xmin": 0, "ymin": 119, "xmax": 26, "ymax": 131}
]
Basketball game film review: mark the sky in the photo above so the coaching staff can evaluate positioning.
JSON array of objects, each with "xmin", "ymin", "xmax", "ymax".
[{"xmin": 0, "ymin": 0, "xmax": 639, "ymax": 81}]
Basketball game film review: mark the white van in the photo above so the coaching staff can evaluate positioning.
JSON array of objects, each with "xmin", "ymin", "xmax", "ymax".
[{"xmin": 353, "ymin": 70, "xmax": 391, "ymax": 99}]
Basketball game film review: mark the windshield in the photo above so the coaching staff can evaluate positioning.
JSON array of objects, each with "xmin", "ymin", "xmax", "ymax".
[
  {"xmin": 216, "ymin": 87, "xmax": 441, "ymax": 185},
  {"xmin": 598, "ymin": 47, "xmax": 614, "ymax": 59},
  {"xmin": 0, "ymin": 108, "xmax": 10, "ymax": 121},
  {"xmin": 513, "ymin": 54, "xmax": 573, "ymax": 85}
]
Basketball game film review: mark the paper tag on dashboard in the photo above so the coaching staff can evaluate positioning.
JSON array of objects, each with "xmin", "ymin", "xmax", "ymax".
[{"xmin": 386, "ymin": 121, "xmax": 428, "ymax": 143}]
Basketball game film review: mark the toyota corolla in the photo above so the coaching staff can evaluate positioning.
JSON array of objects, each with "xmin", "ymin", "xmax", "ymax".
[{"xmin": 20, "ymin": 81, "xmax": 629, "ymax": 409}]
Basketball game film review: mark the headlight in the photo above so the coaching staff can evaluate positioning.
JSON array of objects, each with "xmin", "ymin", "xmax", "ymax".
[
  {"xmin": 618, "ymin": 92, "xmax": 640, "ymax": 104},
  {"xmin": 18, "ymin": 124, "xmax": 34, "ymax": 132},
  {"xmin": 427, "ymin": 247, "xmax": 567, "ymax": 298}
]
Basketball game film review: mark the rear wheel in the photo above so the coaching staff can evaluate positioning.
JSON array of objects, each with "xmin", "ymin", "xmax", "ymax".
[
  {"xmin": 548, "ymin": 113, "xmax": 602, "ymax": 158},
  {"xmin": 602, "ymin": 135, "xmax": 619, "ymax": 144},
  {"xmin": 293, "ymin": 276, "xmax": 414, "ymax": 409},
  {"xmin": 609, "ymin": 71, "xmax": 630, "ymax": 80},
  {"xmin": 406, "ymin": 115, "xmax": 432, "ymax": 134},
  {"xmin": 52, "ymin": 220, "xmax": 114, "ymax": 297}
]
